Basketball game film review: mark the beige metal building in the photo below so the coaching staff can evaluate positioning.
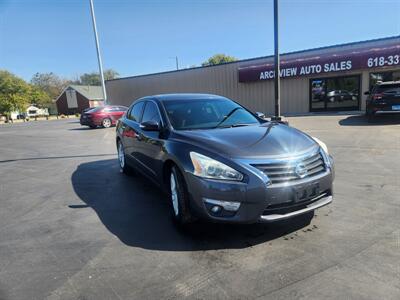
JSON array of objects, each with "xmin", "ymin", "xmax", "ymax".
[{"xmin": 107, "ymin": 36, "xmax": 400, "ymax": 115}]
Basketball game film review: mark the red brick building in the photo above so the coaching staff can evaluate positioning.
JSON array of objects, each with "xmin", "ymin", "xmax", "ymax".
[{"xmin": 55, "ymin": 85, "xmax": 104, "ymax": 115}]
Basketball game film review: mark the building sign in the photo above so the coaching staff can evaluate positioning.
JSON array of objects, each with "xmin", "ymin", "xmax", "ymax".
[
  {"xmin": 66, "ymin": 89, "xmax": 78, "ymax": 108},
  {"xmin": 238, "ymin": 43, "xmax": 400, "ymax": 82}
]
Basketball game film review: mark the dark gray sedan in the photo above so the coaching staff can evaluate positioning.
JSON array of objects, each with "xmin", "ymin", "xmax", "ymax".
[{"xmin": 116, "ymin": 94, "xmax": 334, "ymax": 225}]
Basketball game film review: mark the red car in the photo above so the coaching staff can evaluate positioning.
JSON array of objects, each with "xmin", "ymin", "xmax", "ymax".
[{"xmin": 80, "ymin": 105, "xmax": 128, "ymax": 128}]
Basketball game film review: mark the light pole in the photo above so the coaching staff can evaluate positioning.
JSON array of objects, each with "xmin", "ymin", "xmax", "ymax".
[
  {"xmin": 272, "ymin": 0, "xmax": 281, "ymax": 121},
  {"xmin": 89, "ymin": 0, "xmax": 107, "ymax": 105},
  {"xmin": 175, "ymin": 56, "xmax": 179, "ymax": 70},
  {"xmin": 169, "ymin": 56, "xmax": 179, "ymax": 70}
]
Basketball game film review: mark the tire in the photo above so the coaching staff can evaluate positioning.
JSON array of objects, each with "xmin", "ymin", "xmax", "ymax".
[
  {"xmin": 169, "ymin": 166, "xmax": 193, "ymax": 225},
  {"xmin": 367, "ymin": 114, "xmax": 375, "ymax": 123},
  {"xmin": 117, "ymin": 140, "xmax": 135, "ymax": 175},
  {"xmin": 366, "ymin": 108, "xmax": 375, "ymax": 123},
  {"xmin": 102, "ymin": 118, "xmax": 112, "ymax": 128}
]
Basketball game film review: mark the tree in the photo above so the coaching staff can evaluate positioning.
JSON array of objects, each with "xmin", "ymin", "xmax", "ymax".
[
  {"xmin": 0, "ymin": 70, "xmax": 31, "ymax": 117},
  {"xmin": 202, "ymin": 54, "xmax": 238, "ymax": 66},
  {"xmin": 31, "ymin": 72, "xmax": 70, "ymax": 100},
  {"xmin": 29, "ymin": 85, "xmax": 51, "ymax": 108},
  {"xmin": 78, "ymin": 69, "xmax": 120, "ymax": 85}
]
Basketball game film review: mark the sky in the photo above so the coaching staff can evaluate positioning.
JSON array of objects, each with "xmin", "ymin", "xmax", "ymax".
[{"xmin": 1, "ymin": 0, "xmax": 399, "ymax": 81}]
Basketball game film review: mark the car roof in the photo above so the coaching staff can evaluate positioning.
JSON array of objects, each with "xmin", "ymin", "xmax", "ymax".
[
  {"xmin": 377, "ymin": 81, "xmax": 400, "ymax": 86},
  {"xmin": 148, "ymin": 93, "xmax": 228, "ymax": 102}
]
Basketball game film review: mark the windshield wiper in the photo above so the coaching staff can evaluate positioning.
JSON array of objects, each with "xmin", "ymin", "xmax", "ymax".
[
  {"xmin": 213, "ymin": 107, "xmax": 244, "ymax": 128},
  {"xmin": 216, "ymin": 123, "xmax": 254, "ymax": 129}
]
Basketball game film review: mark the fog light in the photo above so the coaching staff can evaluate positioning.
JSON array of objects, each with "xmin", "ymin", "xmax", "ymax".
[
  {"xmin": 211, "ymin": 206, "xmax": 221, "ymax": 213},
  {"xmin": 204, "ymin": 198, "xmax": 241, "ymax": 212}
]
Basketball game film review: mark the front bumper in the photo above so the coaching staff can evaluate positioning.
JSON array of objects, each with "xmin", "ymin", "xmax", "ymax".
[
  {"xmin": 80, "ymin": 118, "xmax": 101, "ymax": 126},
  {"xmin": 259, "ymin": 193, "xmax": 332, "ymax": 222},
  {"xmin": 80, "ymin": 118, "xmax": 93, "ymax": 126},
  {"xmin": 185, "ymin": 166, "xmax": 334, "ymax": 224}
]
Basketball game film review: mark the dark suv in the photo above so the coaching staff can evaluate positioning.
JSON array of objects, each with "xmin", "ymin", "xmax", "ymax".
[{"xmin": 365, "ymin": 81, "xmax": 400, "ymax": 121}]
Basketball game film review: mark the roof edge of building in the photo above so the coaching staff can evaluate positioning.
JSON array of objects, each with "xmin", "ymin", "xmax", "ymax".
[{"xmin": 106, "ymin": 35, "xmax": 400, "ymax": 83}]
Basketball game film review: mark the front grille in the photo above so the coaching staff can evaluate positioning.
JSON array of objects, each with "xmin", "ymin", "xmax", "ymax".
[{"xmin": 251, "ymin": 151, "xmax": 326, "ymax": 184}]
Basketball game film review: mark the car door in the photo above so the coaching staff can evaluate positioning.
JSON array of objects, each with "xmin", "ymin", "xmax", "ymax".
[
  {"xmin": 136, "ymin": 100, "xmax": 165, "ymax": 180},
  {"xmin": 121, "ymin": 101, "xmax": 145, "ymax": 169},
  {"xmin": 107, "ymin": 106, "xmax": 121, "ymax": 124},
  {"xmin": 118, "ymin": 106, "xmax": 128, "ymax": 118}
]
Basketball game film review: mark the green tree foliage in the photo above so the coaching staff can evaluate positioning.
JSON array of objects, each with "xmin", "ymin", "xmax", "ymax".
[
  {"xmin": 29, "ymin": 85, "xmax": 51, "ymax": 107},
  {"xmin": 202, "ymin": 54, "xmax": 238, "ymax": 66},
  {"xmin": 1, "ymin": 69, "xmax": 120, "ymax": 116},
  {"xmin": 78, "ymin": 69, "xmax": 120, "ymax": 85},
  {"xmin": 0, "ymin": 70, "xmax": 31, "ymax": 115}
]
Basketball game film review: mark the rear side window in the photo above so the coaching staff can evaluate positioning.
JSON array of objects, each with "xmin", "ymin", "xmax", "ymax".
[
  {"xmin": 129, "ymin": 102, "xmax": 144, "ymax": 122},
  {"xmin": 142, "ymin": 102, "xmax": 161, "ymax": 124},
  {"xmin": 88, "ymin": 107, "xmax": 103, "ymax": 113},
  {"xmin": 376, "ymin": 84, "xmax": 400, "ymax": 94}
]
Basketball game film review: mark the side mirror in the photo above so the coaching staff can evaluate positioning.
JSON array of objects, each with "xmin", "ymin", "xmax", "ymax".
[
  {"xmin": 255, "ymin": 111, "xmax": 266, "ymax": 119},
  {"xmin": 140, "ymin": 120, "xmax": 160, "ymax": 131},
  {"xmin": 364, "ymin": 91, "xmax": 370, "ymax": 95}
]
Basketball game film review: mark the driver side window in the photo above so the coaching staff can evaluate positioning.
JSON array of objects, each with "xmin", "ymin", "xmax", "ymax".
[
  {"xmin": 142, "ymin": 101, "xmax": 161, "ymax": 124},
  {"xmin": 128, "ymin": 102, "xmax": 144, "ymax": 122}
]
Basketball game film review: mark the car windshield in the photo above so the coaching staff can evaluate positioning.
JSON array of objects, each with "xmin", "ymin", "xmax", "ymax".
[
  {"xmin": 87, "ymin": 107, "xmax": 103, "ymax": 113},
  {"xmin": 376, "ymin": 84, "xmax": 400, "ymax": 94},
  {"xmin": 163, "ymin": 98, "xmax": 260, "ymax": 130}
]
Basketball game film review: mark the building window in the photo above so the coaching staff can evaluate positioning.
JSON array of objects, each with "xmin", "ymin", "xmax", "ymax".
[
  {"xmin": 369, "ymin": 71, "xmax": 400, "ymax": 90},
  {"xmin": 310, "ymin": 75, "xmax": 360, "ymax": 111}
]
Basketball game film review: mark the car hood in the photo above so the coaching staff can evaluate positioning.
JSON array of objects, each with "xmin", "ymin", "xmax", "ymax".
[{"xmin": 172, "ymin": 123, "xmax": 318, "ymax": 159}]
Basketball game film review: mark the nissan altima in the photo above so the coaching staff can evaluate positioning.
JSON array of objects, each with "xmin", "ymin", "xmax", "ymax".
[{"xmin": 116, "ymin": 94, "xmax": 334, "ymax": 225}]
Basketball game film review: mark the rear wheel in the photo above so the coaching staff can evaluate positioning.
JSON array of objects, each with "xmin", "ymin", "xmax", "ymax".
[
  {"xmin": 102, "ymin": 118, "xmax": 112, "ymax": 128},
  {"xmin": 169, "ymin": 166, "xmax": 193, "ymax": 225}
]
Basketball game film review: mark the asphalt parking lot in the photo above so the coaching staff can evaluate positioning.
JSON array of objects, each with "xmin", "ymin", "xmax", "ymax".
[{"xmin": 0, "ymin": 114, "xmax": 399, "ymax": 300}]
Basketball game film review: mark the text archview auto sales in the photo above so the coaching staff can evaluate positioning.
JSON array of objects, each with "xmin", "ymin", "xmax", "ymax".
[{"xmin": 238, "ymin": 43, "xmax": 400, "ymax": 82}]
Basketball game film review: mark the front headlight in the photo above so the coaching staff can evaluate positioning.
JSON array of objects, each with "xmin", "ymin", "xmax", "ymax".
[
  {"xmin": 312, "ymin": 136, "xmax": 329, "ymax": 155},
  {"xmin": 312, "ymin": 137, "xmax": 332, "ymax": 168},
  {"xmin": 190, "ymin": 152, "xmax": 243, "ymax": 181}
]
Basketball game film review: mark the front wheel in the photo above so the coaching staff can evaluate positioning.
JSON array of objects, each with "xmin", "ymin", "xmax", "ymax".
[{"xmin": 169, "ymin": 166, "xmax": 193, "ymax": 225}]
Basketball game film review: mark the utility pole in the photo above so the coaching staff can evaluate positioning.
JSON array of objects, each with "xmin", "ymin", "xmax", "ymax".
[
  {"xmin": 170, "ymin": 56, "xmax": 179, "ymax": 70},
  {"xmin": 89, "ymin": 0, "xmax": 107, "ymax": 105},
  {"xmin": 272, "ymin": 0, "xmax": 281, "ymax": 121}
]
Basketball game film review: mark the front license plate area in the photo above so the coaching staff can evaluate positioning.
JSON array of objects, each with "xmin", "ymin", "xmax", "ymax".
[
  {"xmin": 392, "ymin": 105, "xmax": 400, "ymax": 111},
  {"xmin": 293, "ymin": 183, "xmax": 319, "ymax": 202}
]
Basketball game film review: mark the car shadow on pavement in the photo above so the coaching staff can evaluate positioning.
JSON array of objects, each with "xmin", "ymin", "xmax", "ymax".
[
  {"xmin": 68, "ymin": 127, "xmax": 96, "ymax": 131},
  {"xmin": 339, "ymin": 114, "xmax": 400, "ymax": 126},
  {"xmin": 71, "ymin": 159, "xmax": 313, "ymax": 251}
]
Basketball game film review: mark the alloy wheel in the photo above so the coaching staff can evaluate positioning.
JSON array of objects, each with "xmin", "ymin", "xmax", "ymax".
[
  {"xmin": 103, "ymin": 118, "xmax": 111, "ymax": 128},
  {"xmin": 170, "ymin": 173, "xmax": 179, "ymax": 216},
  {"xmin": 118, "ymin": 142, "xmax": 125, "ymax": 169}
]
